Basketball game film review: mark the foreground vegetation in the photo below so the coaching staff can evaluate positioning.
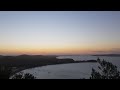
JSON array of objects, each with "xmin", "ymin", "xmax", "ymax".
[
  {"xmin": 90, "ymin": 58, "xmax": 120, "ymax": 79},
  {"xmin": 0, "ymin": 66, "xmax": 12, "ymax": 79},
  {"xmin": 12, "ymin": 72, "xmax": 36, "ymax": 79},
  {"xmin": 0, "ymin": 65, "xmax": 36, "ymax": 79}
]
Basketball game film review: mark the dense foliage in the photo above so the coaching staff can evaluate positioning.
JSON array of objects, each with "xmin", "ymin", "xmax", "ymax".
[
  {"xmin": 90, "ymin": 58, "xmax": 120, "ymax": 79},
  {"xmin": 0, "ymin": 66, "xmax": 12, "ymax": 79},
  {"xmin": 0, "ymin": 66, "xmax": 36, "ymax": 79},
  {"xmin": 12, "ymin": 72, "xmax": 36, "ymax": 79}
]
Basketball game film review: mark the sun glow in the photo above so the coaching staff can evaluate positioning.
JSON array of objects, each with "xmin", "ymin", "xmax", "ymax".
[{"xmin": 0, "ymin": 11, "xmax": 120, "ymax": 55}]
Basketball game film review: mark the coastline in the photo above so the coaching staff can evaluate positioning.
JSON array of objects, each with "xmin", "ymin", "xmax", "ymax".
[
  {"xmin": 0, "ymin": 55, "xmax": 97, "ymax": 76},
  {"xmin": 11, "ymin": 60, "xmax": 97, "ymax": 75}
]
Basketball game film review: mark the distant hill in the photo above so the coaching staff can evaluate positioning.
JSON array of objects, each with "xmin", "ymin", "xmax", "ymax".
[
  {"xmin": 17, "ymin": 54, "xmax": 31, "ymax": 57},
  {"xmin": 0, "ymin": 55, "xmax": 75, "ymax": 68},
  {"xmin": 92, "ymin": 54, "xmax": 120, "ymax": 57}
]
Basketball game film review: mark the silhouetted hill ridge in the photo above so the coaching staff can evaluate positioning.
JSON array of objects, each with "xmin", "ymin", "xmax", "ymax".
[{"xmin": 0, "ymin": 55, "xmax": 75, "ymax": 67}]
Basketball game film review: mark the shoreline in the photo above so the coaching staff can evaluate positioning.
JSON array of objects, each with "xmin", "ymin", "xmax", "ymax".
[
  {"xmin": 0, "ymin": 55, "xmax": 97, "ymax": 76},
  {"xmin": 11, "ymin": 60, "xmax": 97, "ymax": 76}
]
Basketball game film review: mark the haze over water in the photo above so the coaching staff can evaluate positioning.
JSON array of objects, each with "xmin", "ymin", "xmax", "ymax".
[{"xmin": 0, "ymin": 11, "xmax": 120, "ymax": 55}]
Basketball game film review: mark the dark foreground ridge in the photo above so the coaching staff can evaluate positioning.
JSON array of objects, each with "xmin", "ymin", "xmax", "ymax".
[{"xmin": 0, "ymin": 55, "xmax": 97, "ymax": 75}]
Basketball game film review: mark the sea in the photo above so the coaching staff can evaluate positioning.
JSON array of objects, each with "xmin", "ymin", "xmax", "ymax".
[{"xmin": 17, "ymin": 55, "xmax": 120, "ymax": 79}]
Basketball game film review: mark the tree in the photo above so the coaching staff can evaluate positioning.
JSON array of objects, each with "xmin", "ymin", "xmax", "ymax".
[
  {"xmin": 0, "ymin": 66, "xmax": 12, "ymax": 79},
  {"xmin": 12, "ymin": 72, "xmax": 36, "ymax": 79},
  {"xmin": 24, "ymin": 73, "xmax": 36, "ymax": 79},
  {"xmin": 90, "ymin": 58, "xmax": 120, "ymax": 79}
]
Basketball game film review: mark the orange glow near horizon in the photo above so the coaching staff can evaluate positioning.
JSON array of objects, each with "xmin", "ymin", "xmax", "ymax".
[
  {"xmin": 0, "ymin": 44, "xmax": 118, "ymax": 55},
  {"xmin": 0, "ymin": 12, "xmax": 120, "ymax": 55}
]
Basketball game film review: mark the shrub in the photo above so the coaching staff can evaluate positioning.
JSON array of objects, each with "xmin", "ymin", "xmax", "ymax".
[
  {"xmin": 12, "ymin": 72, "xmax": 36, "ymax": 79},
  {"xmin": 0, "ymin": 66, "xmax": 12, "ymax": 79},
  {"xmin": 90, "ymin": 58, "xmax": 120, "ymax": 79}
]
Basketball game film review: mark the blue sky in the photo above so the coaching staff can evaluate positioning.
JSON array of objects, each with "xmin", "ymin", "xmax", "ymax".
[{"xmin": 0, "ymin": 11, "xmax": 120, "ymax": 55}]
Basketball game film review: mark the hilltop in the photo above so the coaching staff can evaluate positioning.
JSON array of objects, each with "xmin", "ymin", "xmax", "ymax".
[
  {"xmin": 0, "ymin": 55, "xmax": 75, "ymax": 74},
  {"xmin": 0, "ymin": 55, "xmax": 75, "ymax": 67}
]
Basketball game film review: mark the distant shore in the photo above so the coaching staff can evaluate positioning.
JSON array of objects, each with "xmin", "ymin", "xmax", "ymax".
[{"xmin": 92, "ymin": 54, "xmax": 120, "ymax": 57}]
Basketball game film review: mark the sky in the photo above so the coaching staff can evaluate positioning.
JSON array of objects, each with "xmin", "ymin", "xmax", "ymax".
[{"xmin": 0, "ymin": 11, "xmax": 120, "ymax": 55}]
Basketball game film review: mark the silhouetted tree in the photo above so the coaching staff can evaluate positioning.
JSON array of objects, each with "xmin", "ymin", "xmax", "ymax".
[
  {"xmin": 12, "ymin": 72, "xmax": 36, "ymax": 79},
  {"xmin": 24, "ymin": 73, "xmax": 36, "ymax": 79},
  {"xmin": 90, "ymin": 58, "xmax": 120, "ymax": 79},
  {"xmin": 0, "ymin": 66, "xmax": 12, "ymax": 79}
]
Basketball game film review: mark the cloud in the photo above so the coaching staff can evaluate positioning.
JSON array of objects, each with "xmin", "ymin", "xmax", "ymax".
[
  {"xmin": 92, "ymin": 51, "xmax": 107, "ymax": 53},
  {"xmin": 91, "ymin": 48, "xmax": 120, "ymax": 54},
  {"xmin": 109, "ymin": 48, "xmax": 120, "ymax": 53},
  {"xmin": 110, "ymin": 48, "xmax": 120, "ymax": 51}
]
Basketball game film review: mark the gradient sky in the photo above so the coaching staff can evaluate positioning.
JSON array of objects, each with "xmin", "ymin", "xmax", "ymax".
[{"xmin": 0, "ymin": 11, "xmax": 120, "ymax": 55}]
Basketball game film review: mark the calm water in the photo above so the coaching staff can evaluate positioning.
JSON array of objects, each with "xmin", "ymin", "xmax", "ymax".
[
  {"xmin": 57, "ymin": 55, "xmax": 120, "ymax": 67},
  {"xmin": 20, "ymin": 55, "xmax": 120, "ymax": 79}
]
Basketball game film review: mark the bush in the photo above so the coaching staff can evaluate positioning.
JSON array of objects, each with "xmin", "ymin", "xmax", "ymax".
[
  {"xmin": 90, "ymin": 58, "xmax": 120, "ymax": 79},
  {"xmin": 0, "ymin": 66, "xmax": 36, "ymax": 79},
  {"xmin": 12, "ymin": 72, "xmax": 36, "ymax": 79}
]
